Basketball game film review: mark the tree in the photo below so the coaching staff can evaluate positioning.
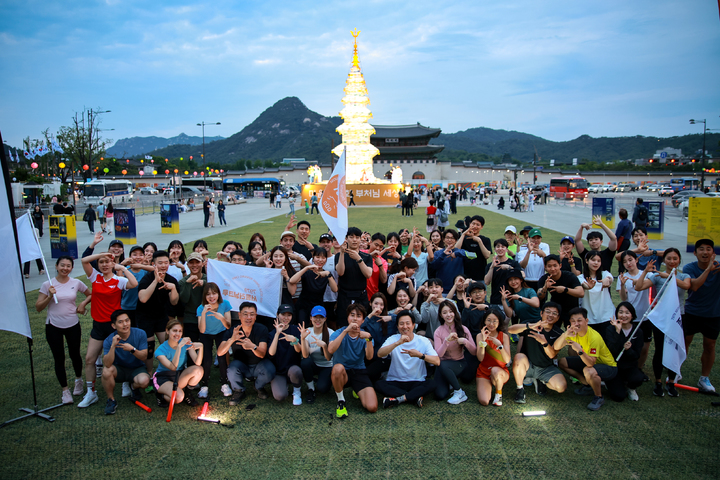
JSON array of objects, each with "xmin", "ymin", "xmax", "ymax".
[{"xmin": 56, "ymin": 108, "xmax": 112, "ymax": 180}]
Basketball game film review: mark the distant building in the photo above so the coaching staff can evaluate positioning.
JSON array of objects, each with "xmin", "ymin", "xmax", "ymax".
[
  {"xmin": 282, "ymin": 158, "xmax": 306, "ymax": 164},
  {"xmin": 653, "ymin": 147, "xmax": 682, "ymax": 163},
  {"xmin": 370, "ymin": 123, "xmax": 444, "ymax": 164}
]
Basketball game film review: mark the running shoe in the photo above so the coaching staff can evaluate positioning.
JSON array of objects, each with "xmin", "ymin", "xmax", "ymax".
[
  {"xmin": 256, "ymin": 386, "xmax": 269, "ymax": 400},
  {"xmin": 383, "ymin": 397, "xmax": 399, "ymax": 409},
  {"xmin": 534, "ymin": 379, "xmax": 548, "ymax": 396},
  {"xmin": 292, "ymin": 390, "xmax": 302, "ymax": 406},
  {"xmin": 626, "ymin": 388, "xmax": 639, "ymax": 401},
  {"xmin": 130, "ymin": 388, "xmax": 142, "ymax": 403},
  {"xmin": 492, "ymin": 394, "xmax": 503, "ymax": 406},
  {"xmin": 182, "ymin": 387, "xmax": 199, "ymax": 407},
  {"xmin": 156, "ymin": 393, "xmax": 169, "ymax": 408},
  {"xmin": 587, "ymin": 395, "xmax": 605, "ymax": 411},
  {"xmin": 73, "ymin": 379, "xmax": 84, "ymax": 396},
  {"xmin": 447, "ymin": 389, "xmax": 467, "ymax": 405},
  {"xmin": 666, "ymin": 383, "xmax": 679, "ymax": 397},
  {"xmin": 336, "ymin": 400, "xmax": 348, "ymax": 419},
  {"xmin": 62, "ymin": 389, "xmax": 73, "ymax": 405},
  {"xmin": 306, "ymin": 389, "xmax": 316, "ymax": 404},
  {"xmin": 514, "ymin": 388, "xmax": 526, "ymax": 404},
  {"xmin": 416, "ymin": 397, "xmax": 424, "ymax": 408},
  {"xmin": 198, "ymin": 386, "xmax": 209, "ymax": 399},
  {"xmin": 104, "ymin": 398, "xmax": 117, "ymax": 415},
  {"xmin": 121, "ymin": 382, "xmax": 131, "ymax": 397},
  {"xmin": 574, "ymin": 385, "xmax": 594, "ymax": 396},
  {"xmin": 698, "ymin": 376, "xmax": 716, "ymax": 393},
  {"xmin": 221, "ymin": 384, "xmax": 232, "ymax": 397},
  {"xmin": 653, "ymin": 382, "xmax": 664, "ymax": 397},
  {"xmin": 78, "ymin": 390, "xmax": 98, "ymax": 408},
  {"xmin": 228, "ymin": 390, "xmax": 246, "ymax": 406},
  {"xmin": 95, "ymin": 364, "xmax": 103, "ymax": 378}
]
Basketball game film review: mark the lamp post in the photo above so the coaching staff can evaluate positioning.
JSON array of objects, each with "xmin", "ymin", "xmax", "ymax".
[
  {"xmin": 87, "ymin": 109, "xmax": 111, "ymax": 179},
  {"xmin": 196, "ymin": 121, "xmax": 221, "ymax": 193},
  {"xmin": 689, "ymin": 119, "xmax": 706, "ymax": 191}
]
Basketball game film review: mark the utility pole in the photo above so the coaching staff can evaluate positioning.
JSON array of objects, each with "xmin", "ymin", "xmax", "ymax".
[
  {"xmin": 690, "ymin": 119, "xmax": 707, "ymax": 191},
  {"xmin": 197, "ymin": 121, "xmax": 221, "ymax": 194}
]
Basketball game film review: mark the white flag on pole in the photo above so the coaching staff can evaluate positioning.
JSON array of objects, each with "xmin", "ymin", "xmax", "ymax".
[
  {"xmin": 0, "ymin": 168, "xmax": 32, "ymax": 338},
  {"xmin": 16, "ymin": 213, "xmax": 43, "ymax": 263},
  {"xmin": 646, "ymin": 271, "xmax": 686, "ymax": 376},
  {"xmin": 206, "ymin": 260, "xmax": 282, "ymax": 318},
  {"xmin": 320, "ymin": 147, "xmax": 348, "ymax": 244}
]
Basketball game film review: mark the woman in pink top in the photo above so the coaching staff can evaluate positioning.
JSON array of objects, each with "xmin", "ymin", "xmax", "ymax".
[
  {"xmin": 36, "ymin": 256, "xmax": 92, "ymax": 405},
  {"xmin": 433, "ymin": 300, "xmax": 477, "ymax": 405}
]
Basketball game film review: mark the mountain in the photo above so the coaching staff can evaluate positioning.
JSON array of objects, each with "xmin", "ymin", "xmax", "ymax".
[
  {"xmin": 107, "ymin": 133, "xmax": 225, "ymax": 157},
  {"xmin": 140, "ymin": 97, "xmax": 343, "ymax": 164}
]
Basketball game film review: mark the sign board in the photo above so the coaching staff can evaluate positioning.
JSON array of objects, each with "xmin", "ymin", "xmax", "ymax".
[
  {"xmin": 591, "ymin": 197, "xmax": 615, "ymax": 229},
  {"xmin": 660, "ymin": 152, "xmax": 667, "ymax": 159},
  {"xmin": 302, "ymin": 183, "xmax": 403, "ymax": 206},
  {"xmin": 160, "ymin": 203, "xmax": 180, "ymax": 234},
  {"xmin": 114, "ymin": 208, "xmax": 137, "ymax": 245},
  {"xmin": 686, "ymin": 197, "xmax": 720, "ymax": 253},
  {"xmin": 645, "ymin": 201, "xmax": 664, "ymax": 240},
  {"xmin": 49, "ymin": 214, "xmax": 78, "ymax": 259}
]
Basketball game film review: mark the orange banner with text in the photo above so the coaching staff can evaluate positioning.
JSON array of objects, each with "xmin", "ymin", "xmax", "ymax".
[{"xmin": 301, "ymin": 183, "xmax": 404, "ymax": 206}]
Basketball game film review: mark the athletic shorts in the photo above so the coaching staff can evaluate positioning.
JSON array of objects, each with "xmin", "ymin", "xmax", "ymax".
[
  {"xmin": 153, "ymin": 371, "xmax": 177, "ymax": 389},
  {"xmin": 476, "ymin": 363, "xmax": 509, "ymax": 380},
  {"xmin": 565, "ymin": 356, "xmax": 618, "ymax": 381},
  {"xmin": 683, "ymin": 313, "xmax": 720, "ymax": 340},
  {"xmin": 115, "ymin": 365, "xmax": 148, "ymax": 383},
  {"xmin": 640, "ymin": 320, "xmax": 653, "ymax": 343},
  {"xmin": 138, "ymin": 316, "xmax": 169, "ymax": 337},
  {"xmin": 524, "ymin": 363, "xmax": 562, "ymax": 384},
  {"xmin": 90, "ymin": 320, "xmax": 115, "ymax": 341},
  {"xmin": 342, "ymin": 368, "xmax": 373, "ymax": 393}
]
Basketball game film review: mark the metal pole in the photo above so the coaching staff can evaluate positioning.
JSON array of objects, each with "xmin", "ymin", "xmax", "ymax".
[
  {"xmin": 701, "ymin": 122, "xmax": 706, "ymax": 191},
  {"xmin": 202, "ymin": 122, "xmax": 206, "ymax": 192}
]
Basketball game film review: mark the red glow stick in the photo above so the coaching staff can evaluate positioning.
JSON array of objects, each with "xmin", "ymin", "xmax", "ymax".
[
  {"xmin": 134, "ymin": 400, "xmax": 152, "ymax": 413},
  {"xmin": 675, "ymin": 383, "xmax": 699, "ymax": 392},
  {"xmin": 199, "ymin": 402, "xmax": 209, "ymax": 417}
]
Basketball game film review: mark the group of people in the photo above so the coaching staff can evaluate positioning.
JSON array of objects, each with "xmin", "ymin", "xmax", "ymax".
[{"xmin": 35, "ymin": 206, "xmax": 720, "ymax": 419}]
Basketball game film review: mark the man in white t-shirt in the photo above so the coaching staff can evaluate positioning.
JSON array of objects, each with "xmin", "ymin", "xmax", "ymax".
[
  {"xmin": 516, "ymin": 228, "xmax": 551, "ymax": 290},
  {"xmin": 375, "ymin": 310, "xmax": 440, "ymax": 408}
]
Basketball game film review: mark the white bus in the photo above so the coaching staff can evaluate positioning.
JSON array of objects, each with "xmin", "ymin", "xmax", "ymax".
[{"xmin": 83, "ymin": 179, "xmax": 134, "ymax": 204}]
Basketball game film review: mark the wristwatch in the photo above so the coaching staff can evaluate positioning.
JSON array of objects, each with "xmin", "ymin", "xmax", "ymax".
[
  {"xmin": 253, "ymin": 345, "xmax": 258, "ymax": 351},
  {"xmin": 541, "ymin": 343, "xmax": 548, "ymax": 348},
  {"xmin": 131, "ymin": 347, "xmax": 136, "ymax": 354},
  {"xmin": 420, "ymin": 354, "xmax": 426, "ymax": 360},
  {"xmin": 356, "ymin": 258, "xmax": 363, "ymax": 263}
]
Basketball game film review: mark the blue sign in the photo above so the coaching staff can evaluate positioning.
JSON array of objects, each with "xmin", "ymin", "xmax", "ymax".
[
  {"xmin": 645, "ymin": 201, "xmax": 664, "ymax": 240},
  {"xmin": 660, "ymin": 152, "xmax": 667, "ymax": 159},
  {"xmin": 591, "ymin": 197, "xmax": 615, "ymax": 229},
  {"xmin": 114, "ymin": 208, "xmax": 137, "ymax": 244},
  {"xmin": 161, "ymin": 203, "xmax": 180, "ymax": 234}
]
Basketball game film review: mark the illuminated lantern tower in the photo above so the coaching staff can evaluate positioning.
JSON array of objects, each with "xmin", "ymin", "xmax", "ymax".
[{"xmin": 332, "ymin": 30, "xmax": 382, "ymax": 184}]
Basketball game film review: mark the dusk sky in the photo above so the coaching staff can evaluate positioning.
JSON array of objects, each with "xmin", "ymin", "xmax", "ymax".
[{"xmin": 1, "ymin": 1, "xmax": 719, "ymax": 150}]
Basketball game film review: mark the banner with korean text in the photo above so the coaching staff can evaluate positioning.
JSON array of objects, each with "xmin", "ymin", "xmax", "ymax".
[{"xmin": 206, "ymin": 260, "xmax": 282, "ymax": 318}]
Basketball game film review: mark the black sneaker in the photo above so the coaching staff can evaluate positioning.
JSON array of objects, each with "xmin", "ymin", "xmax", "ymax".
[
  {"xmin": 104, "ymin": 398, "xmax": 118, "ymax": 415},
  {"xmin": 383, "ymin": 397, "xmax": 399, "ymax": 409},
  {"xmin": 256, "ymin": 386, "xmax": 269, "ymax": 400},
  {"xmin": 183, "ymin": 388, "xmax": 198, "ymax": 407},
  {"xmin": 229, "ymin": 390, "xmax": 246, "ymax": 406},
  {"xmin": 130, "ymin": 388, "xmax": 142, "ymax": 403},
  {"xmin": 514, "ymin": 388, "xmax": 526, "ymax": 404},
  {"xmin": 536, "ymin": 381, "xmax": 548, "ymax": 397},
  {"xmin": 306, "ymin": 389, "xmax": 316, "ymax": 404},
  {"xmin": 653, "ymin": 382, "xmax": 664, "ymax": 397},
  {"xmin": 416, "ymin": 396, "xmax": 424, "ymax": 408},
  {"xmin": 641, "ymin": 372, "xmax": 650, "ymax": 382},
  {"xmin": 574, "ymin": 385, "xmax": 594, "ymax": 396},
  {"xmin": 666, "ymin": 383, "xmax": 679, "ymax": 397},
  {"xmin": 156, "ymin": 392, "xmax": 169, "ymax": 408}
]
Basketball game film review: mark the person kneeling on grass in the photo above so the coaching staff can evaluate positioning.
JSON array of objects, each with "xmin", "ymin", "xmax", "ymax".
[
  {"xmin": 329, "ymin": 304, "xmax": 378, "ymax": 418},
  {"xmin": 299, "ymin": 306, "xmax": 334, "ymax": 404},
  {"xmin": 554, "ymin": 307, "xmax": 618, "ymax": 411},
  {"xmin": 602, "ymin": 302, "xmax": 644, "ymax": 402},
  {"xmin": 219, "ymin": 302, "xmax": 275, "ymax": 406},
  {"xmin": 267, "ymin": 304, "xmax": 304, "ymax": 405},
  {"xmin": 153, "ymin": 319, "xmax": 203, "ymax": 408},
  {"xmin": 475, "ymin": 309, "xmax": 511, "ymax": 406},
  {"xmin": 102, "ymin": 310, "xmax": 150, "ymax": 415},
  {"xmin": 509, "ymin": 302, "xmax": 567, "ymax": 404},
  {"xmin": 376, "ymin": 310, "xmax": 440, "ymax": 409}
]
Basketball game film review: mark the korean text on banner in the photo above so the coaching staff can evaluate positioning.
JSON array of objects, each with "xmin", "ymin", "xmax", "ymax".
[
  {"xmin": 646, "ymin": 271, "xmax": 686, "ymax": 376},
  {"xmin": 320, "ymin": 148, "xmax": 348, "ymax": 243},
  {"xmin": 206, "ymin": 260, "xmax": 282, "ymax": 318}
]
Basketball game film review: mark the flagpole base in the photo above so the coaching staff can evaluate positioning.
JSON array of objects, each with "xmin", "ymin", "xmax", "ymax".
[{"xmin": 0, "ymin": 402, "xmax": 64, "ymax": 428}]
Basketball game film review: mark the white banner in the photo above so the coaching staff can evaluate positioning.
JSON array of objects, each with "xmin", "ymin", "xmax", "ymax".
[
  {"xmin": 320, "ymin": 147, "xmax": 348, "ymax": 243},
  {"xmin": 206, "ymin": 259, "xmax": 282, "ymax": 318},
  {"xmin": 646, "ymin": 272, "xmax": 686, "ymax": 376},
  {"xmin": 16, "ymin": 212, "xmax": 43, "ymax": 263},
  {"xmin": 0, "ymin": 164, "xmax": 33, "ymax": 338}
]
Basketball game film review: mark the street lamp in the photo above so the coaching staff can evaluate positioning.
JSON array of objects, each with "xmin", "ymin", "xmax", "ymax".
[
  {"xmin": 197, "ymin": 121, "xmax": 221, "ymax": 193},
  {"xmin": 689, "ymin": 119, "xmax": 706, "ymax": 191}
]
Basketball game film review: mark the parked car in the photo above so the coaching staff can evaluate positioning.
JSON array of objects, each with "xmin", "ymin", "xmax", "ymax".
[
  {"xmin": 139, "ymin": 187, "xmax": 159, "ymax": 195},
  {"xmin": 588, "ymin": 184, "xmax": 603, "ymax": 193},
  {"xmin": 646, "ymin": 183, "xmax": 661, "ymax": 192},
  {"xmin": 601, "ymin": 184, "xmax": 613, "ymax": 192},
  {"xmin": 658, "ymin": 185, "xmax": 674, "ymax": 197},
  {"xmin": 671, "ymin": 190, "xmax": 708, "ymax": 208},
  {"xmin": 616, "ymin": 183, "xmax": 635, "ymax": 193}
]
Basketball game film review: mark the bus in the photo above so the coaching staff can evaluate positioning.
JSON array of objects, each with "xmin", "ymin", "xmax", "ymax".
[
  {"xmin": 549, "ymin": 176, "xmax": 589, "ymax": 200},
  {"xmin": 669, "ymin": 177, "xmax": 699, "ymax": 193},
  {"xmin": 83, "ymin": 179, "xmax": 134, "ymax": 204},
  {"xmin": 223, "ymin": 177, "xmax": 282, "ymax": 197},
  {"xmin": 181, "ymin": 178, "xmax": 223, "ymax": 194}
]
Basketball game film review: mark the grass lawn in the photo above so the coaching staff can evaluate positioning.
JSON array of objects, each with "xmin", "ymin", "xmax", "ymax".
[{"xmin": 1, "ymin": 207, "xmax": 719, "ymax": 479}]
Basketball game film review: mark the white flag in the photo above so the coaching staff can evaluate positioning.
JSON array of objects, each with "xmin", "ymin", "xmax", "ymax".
[
  {"xmin": 646, "ymin": 272, "xmax": 686, "ymax": 376},
  {"xmin": 206, "ymin": 259, "xmax": 282, "ymax": 318},
  {"xmin": 0, "ymin": 164, "xmax": 32, "ymax": 338},
  {"xmin": 320, "ymin": 148, "xmax": 348, "ymax": 243},
  {"xmin": 16, "ymin": 212, "xmax": 43, "ymax": 263},
  {"xmin": 145, "ymin": 155, "xmax": 152, "ymax": 160}
]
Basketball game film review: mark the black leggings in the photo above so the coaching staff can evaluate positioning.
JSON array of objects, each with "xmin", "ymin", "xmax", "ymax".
[
  {"xmin": 652, "ymin": 325, "xmax": 677, "ymax": 381},
  {"xmin": 45, "ymin": 323, "xmax": 83, "ymax": 388},
  {"xmin": 300, "ymin": 357, "xmax": 332, "ymax": 393},
  {"xmin": 200, "ymin": 332, "xmax": 228, "ymax": 385}
]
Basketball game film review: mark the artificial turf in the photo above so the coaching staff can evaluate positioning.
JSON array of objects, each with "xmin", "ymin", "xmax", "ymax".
[{"xmin": 1, "ymin": 207, "xmax": 718, "ymax": 479}]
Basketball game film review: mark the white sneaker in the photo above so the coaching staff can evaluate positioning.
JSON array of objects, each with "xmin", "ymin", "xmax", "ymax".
[
  {"xmin": 78, "ymin": 390, "xmax": 98, "ymax": 408},
  {"xmin": 62, "ymin": 390, "xmax": 73, "ymax": 405},
  {"xmin": 627, "ymin": 388, "xmax": 639, "ymax": 401},
  {"xmin": 95, "ymin": 365, "xmax": 103, "ymax": 378},
  {"xmin": 198, "ymin": 386, "xmax": 209, "ymax": 399},
  {"xmin": 73, "ymin": 379, "xmax": 84, "ymax": 396},
  {"xmin": 121, "ymin": 382, "xmax": 132, "ymax": 397},
  {"xmin": 447, "ymin": 389, "xmax": 467, "ymax": 405},
  {"xmin": 293, "ymin": 390, "xmax": 302, "ymax": 406},
  {"xmin": 221, "ymin": 384, "xmax": 232, "ymax": 397},
  {"xmin": 492, "ymin": 393, "xmax": 503, "ymax": 406}
]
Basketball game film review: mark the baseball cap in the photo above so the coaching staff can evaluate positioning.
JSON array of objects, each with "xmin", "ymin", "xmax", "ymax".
[
  {"xmin": 507, "ymin": 269, "xmax": 524, "ymax": 280},
  {"xmin": 109, "ymin": 239, "xmax": 124, "ymax": 248},
  {"xmin": 280, "ymin": 230, "xmax": 296, "ymax": 239},
  {"xmin": 129, "ymin": 245, "xmax": 144, "ymax": 255},
  {"xmin": 520, "ymin": 225, "xmax": 533, "ymax": 234},
  {"xmin": 277, "ymin": 304, "xmax": 294, "ymax": 315},
  {"xmin": 319, "ymin": 233, "xmax": 333, "ymax": 242},
  {"xmin": 310, "ymin": 305, "xmax": 327, "ymax": 317},
  {"xmin": 468, "ymin": 281, "xmax": 486, "ymax": 292},
  {"xmin": 187, "ymin": 252, "xmax": 204, "ymax": 263},
  {"xmin": 560, "ymin": 236, "xmax": 575, "ymax": 245},
  {"xmin": 504, "ymin": 225, "xmax": 517, "ymax": 234},
  {"xmin": 528, "ymin": 228, "xmax": 542, "ymax": 238}
]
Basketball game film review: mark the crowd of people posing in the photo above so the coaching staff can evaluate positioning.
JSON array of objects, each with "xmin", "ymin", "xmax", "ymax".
[{"xmin": 36, "ymin": 212, "xmax": 720, "ymax": 418}]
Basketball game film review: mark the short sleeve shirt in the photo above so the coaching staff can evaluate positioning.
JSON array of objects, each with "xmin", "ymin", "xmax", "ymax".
[
  {"xmin": 330, "ymin": 327, "xmax": 372, "ymax": 370},
  {"xmin": 461, "ymin": 235, "xmax": 492, "ymax": 281},
  {"xmin": 382, "ymin": 334, "xmax": 437, "ymax": 382},
  {"xmin": 40, "ymin": 278, "xmax": 89, "ymax": 328},
  {"xmin": 335, "ymin": 252, "xmax": 372, "ymax": 292},
  {"xmin": 222, "ymin": 322, "xmax": 269, "ymax": 366},
  {"xmin": 136, "ymin": 273, "xmax": 179, "ymax": 325},
  {"xmin": 520, "ymin": 324, "xmax": 562, "ymax": 368},
  {"xmin": 88, "ymin": 269, "xmax": 129, "ymax": 323},
  {"xmin": 196, "ymin": 300, "xmax": 233, "ymax": 335},
  {"xmin": 103, "ymin": 327, "xmax": 147, "ymax": 369},
  {"xmin": 121, "ymin": 268, "xmax": 148, "ymax": 311},
  {"xmin": 569, "ymin": 327, "xmax": 617, "ymax": 367},
  {"xmin": 538, "ymin": 271, "xmax": 582, "ymax": 321},
  {"xmin": 306, "ymin": 328, "xmax": 335, "ymax": 368},
  {"xmin": 155, "ymin": 341, "xmax": 190, "ymax": 372},
  {"xmin": 684, "ymin": 261, "xmax": 720, "ymax": 316}
]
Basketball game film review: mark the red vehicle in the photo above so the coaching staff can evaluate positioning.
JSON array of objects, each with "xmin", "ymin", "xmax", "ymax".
[{"xmin": 549, "ymin": 176, "xmax": 589, "ymax": 199}]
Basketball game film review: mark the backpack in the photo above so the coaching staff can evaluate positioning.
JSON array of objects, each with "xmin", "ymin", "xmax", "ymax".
[{"xmin": 638, "ymin": 205, "xmax": 648, "ymax": 222}]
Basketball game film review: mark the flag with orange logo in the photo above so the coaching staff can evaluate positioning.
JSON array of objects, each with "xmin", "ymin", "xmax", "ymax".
[{"xmin": 320, "ymin": 148, "xmax": 348, "ymax": 243}]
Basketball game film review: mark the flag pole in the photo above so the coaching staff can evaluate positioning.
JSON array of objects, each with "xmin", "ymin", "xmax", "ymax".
[
  {"xmin": 24, "ymin": 212, "xmax": 56, "ymax": 303},
  {"xmin": 616, "ymin": 268, "xmax": 676, "ymax": 362}
]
